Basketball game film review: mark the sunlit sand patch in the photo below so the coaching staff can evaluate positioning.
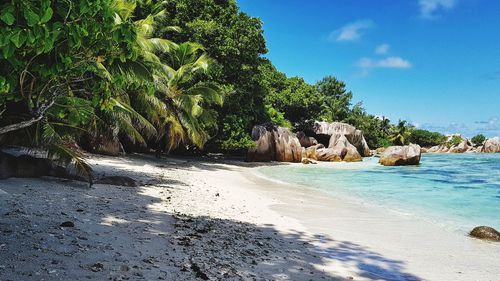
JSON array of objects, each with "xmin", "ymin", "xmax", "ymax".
[{"xmin": 100, "ymin": 215, "xmax": 129, "ymax": 226}]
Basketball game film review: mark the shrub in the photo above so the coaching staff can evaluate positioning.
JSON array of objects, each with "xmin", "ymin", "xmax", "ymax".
[
  {"xmin": 408, "ymin": 129, "xmax": 446, "ymax": 147},
  {"xmin": 376, "ymin": 138, "xmax": 392, "ymax": 148},
  {"xmin": 471, "ymin": 134, "xmax": 486, "ymax": 145},
  {"xmin": 447, "ymin": 135, "xmax": 463, "ymax": 147}
]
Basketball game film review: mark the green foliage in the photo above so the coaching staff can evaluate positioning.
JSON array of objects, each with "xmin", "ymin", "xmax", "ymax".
[
  {"xmin": 0, "ymin": 0, "xmax": 155, "ymax": 177},
  {"xmin": 376, "ymin": 138, "xmax": 393, "ymax": 148},
  {"xmin": 447, "ymin": 135, "xmax": 463, "ymax": 147},
  {"xmin": 471, "ymin": 134, "xmax": 486, "ymax": 145},
  {"xmin": 389, "ymin": 120, "xmax": 411, "ymax": 146},
  {"xmin": 156, "ymin": 42, "xmax": 225, "ymax": 151},
  {"xmin": 408, "ymin": 129, "xmax": 446, "ymax": 147},
  {"xmin": 159, "ymin": 0, "xmax": 402, "ymax": 151},
  {"xmin": 218, "ymin": 114, "xmax": 256, "ymax": 151},
  {"xmin": 344, "ymin": 103, "xmax": 387, "ymax": 148},
  {"xmin": 316, "ymin": 76, "xmax": 353, "ymax": 122},
  {"xmin": 163, "ymin": 0, "xmax": 269, "ymax": 151},
  {"xmin": 265, "ymin": 104, "xmax": 292, "ymax": 129},
  {"xmin": 265, "ymin": 77, "xmax": 323, "ymax": 125},
  {"xmin": 0, "ymin": 0, "xmax": 226, "ymax": 176}
]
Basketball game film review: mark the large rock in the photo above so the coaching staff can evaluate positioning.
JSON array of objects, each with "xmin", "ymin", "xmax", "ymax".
[
  {"xmin": 304, "ymin": 144, "xmax": 325, "ymax": 160},
  {"xmin": 448, "ymin": 139, "xmax": 473, "ymax": 153},
  {"xmin": 246, "ymin": 125, "xmax": 274, "ymax": 162},
  {"xmin": 427, "ymin": 145, "xmax": 438, "ymax": 153},
  {"xmin": 15, "ymin": 155, "xmax": 52, "ymax": 178},
  {"xmin": 379, "ymin": 144, "xmax": 421, "ymax": 166},
  {"xmin": 332, "ymin": 135, "xmax": 362, "ymax": 162},
  {"xmin": 316, "ymin": 135, "xmax": 361, "ymax": 162},
  {"xmin": 0, "ymin": 151, "xmax": 87, "ymax": 182},
  {"xmin": 470, "ymin": 226, "xmax": 500, "ymax": 241},
  {"xmin": 316, "ymin": 148, "xmax": 344, "ymax": 162},
  {"xmin": 481, "ymin": 137, "xmax": 500, "ymax": 153},
  {"xmin": 445, "ymin": 135, "xmax": 474, "ymax": 153},
  {"xmin": 308, "ymin": 121, "xmax": 371, "ymax": 156},
  {"xmin": 0, "ymin": 152, "xmax": 52, "ymax": 179},
  {"xmin": 296, "ymin": 131, "xmax": 318, "ymax": 148},
  {"xmin": 247, "ymin": 124, "xmax": 302, "ymax": 162}
]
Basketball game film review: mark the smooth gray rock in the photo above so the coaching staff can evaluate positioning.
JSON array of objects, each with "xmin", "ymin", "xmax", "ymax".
[
  {"xmin": 247, "ymin": 124, "xmax": 302, "ymax": 162},
  {"xmin": 309, "ymin": 121, "xmax": 371, "ymax": 156},
  {"xmin": 481, "ymin": 137, "xmax": 500, "ymax": 153},
  {"xmin": 379, "ymin": 144, "xmax": 421, "ymax": 166}
]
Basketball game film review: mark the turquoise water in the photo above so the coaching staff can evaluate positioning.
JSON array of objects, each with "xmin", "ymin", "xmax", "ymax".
[{"xmin": 258, "ymin": 153, "xmax": 500, "ymax": 231}]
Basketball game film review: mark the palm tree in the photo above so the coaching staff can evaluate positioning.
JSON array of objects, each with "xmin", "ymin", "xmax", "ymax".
[
  {"xmin": 390, "ymin": 120, "xmax": 409, "ymax": 145},
  {"xmin": 87, "ymin": 3, "xmax": 224, "ymax": 154},
  {"xmin": 380, "ymin": 116, "xmax": 391, "ymax": 138},
  {"xmin": 154, "ymin": 42, "xmax": 224, "ymax": 152}
]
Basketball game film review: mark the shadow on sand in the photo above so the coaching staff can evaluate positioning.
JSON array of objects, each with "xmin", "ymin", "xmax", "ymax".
[{"xmin": 0, "ymin": 153, "xmax": 422, "ymax": 280}]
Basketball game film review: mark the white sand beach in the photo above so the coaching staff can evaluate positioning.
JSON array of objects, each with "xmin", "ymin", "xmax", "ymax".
[{"xmin": 0, "ymin": 154, "xmax": 499, "ymax": 280}]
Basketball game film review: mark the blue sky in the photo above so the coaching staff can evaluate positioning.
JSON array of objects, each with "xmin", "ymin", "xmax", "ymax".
[{"xmin": 238, "ymin": 0, "xmax": 500, "ymax": 137}]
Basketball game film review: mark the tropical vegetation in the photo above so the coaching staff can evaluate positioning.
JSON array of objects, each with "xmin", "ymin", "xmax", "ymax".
[
  {"xmin": 471, "ymin": 134, "xmax": 486, "ymax": 145},
  {"xmin": 408, "ymin": 128, "xmax": 446, "ymax": 147},
  {"xmin": 0, "ymin": 0, "xmax": 455, "ymax": 177}
]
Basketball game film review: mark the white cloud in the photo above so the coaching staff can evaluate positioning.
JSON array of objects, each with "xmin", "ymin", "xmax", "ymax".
[
  {"xmin": 357, "ymin": 57, "xmax": 412, "ymax": 69},
  {"xmin": 375, "ymin": 44, "xmax": 390, "ymax": 54},
  {"xmin": 419, "ymin": 0, "xmax": 456, "ymax": 18},
  {"xmin": 422, "ymin": 117, "xmax": 500, "ymax": 138},
  {"xmin": 330, "ymin": 19, "xmax": 374, "ymax": 42}
]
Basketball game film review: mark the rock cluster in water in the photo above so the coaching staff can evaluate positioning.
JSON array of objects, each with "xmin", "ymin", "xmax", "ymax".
[
  {"xmin": 481, "ymin": 137, "xmax": 500, "ymax": 153},
  {"xmin": 427, "ymin": 135, "xmax": 500, "ymax": 154}
]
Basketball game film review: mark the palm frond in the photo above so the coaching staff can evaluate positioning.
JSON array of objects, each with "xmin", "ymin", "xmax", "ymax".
[
  {"xmin": 41, "ymin": 123, "xmax": 93, "ymax": 182},
  {"xmin": 185, "ymin": 85, "xmax": 224, "ymax": 106},
  {"xmin": 47, "ymin": 141, "xmax": 92, "ymax": 182},
  {"xmin": 110, "ymin": 97, "xmax": 157, "ymax": 138},
  {"xmin": 111, "ymin": 0, "xmax": 137, "ymax": 21}
]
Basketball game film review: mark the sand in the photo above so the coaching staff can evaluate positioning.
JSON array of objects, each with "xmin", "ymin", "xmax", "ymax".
[{"xmin": 0, "ymin": 153, "xmax": 499, "ymax": 280}]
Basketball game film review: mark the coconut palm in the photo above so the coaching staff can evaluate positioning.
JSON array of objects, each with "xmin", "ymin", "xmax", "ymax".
[
  {"xmin": 86, "ymin": 3, "xmax": 224, "ymax": 154},
  {"xmin": 389, "ymin": 120, "xmax": 409, "ymax": 145},
  {"xmin": 380, "ymin": 116, "xmax": 391, "ymax": 138},
  {"xmin": 89, "ymin": 1, "xmax": 177, "ymax": 149},
  {"xmin": 153, "ymin": 42, "xmax": 224, "ymax": 152}
]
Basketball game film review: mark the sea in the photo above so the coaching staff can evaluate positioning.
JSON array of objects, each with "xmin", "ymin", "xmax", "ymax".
[{"xmin": 257, "ymin": 153, "xmax": 500, "ymax": 231}]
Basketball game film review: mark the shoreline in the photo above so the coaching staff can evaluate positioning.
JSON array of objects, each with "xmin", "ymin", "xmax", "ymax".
[
  {"xmin": 0, "ymin": 153, "xmax": 499, "ymax": 280},
  {"xmin": 189, "ymin": 157, "xmax": 500, "ymax": 280},
  {"xmin": 243, "ymin": 164, "xmax": 500, "ymax": 280}
]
